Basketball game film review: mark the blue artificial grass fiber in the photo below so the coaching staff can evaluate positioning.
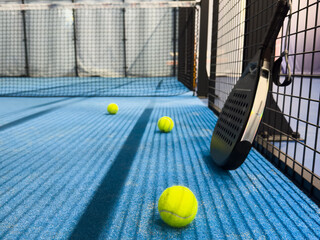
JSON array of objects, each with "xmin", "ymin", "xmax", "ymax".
[{"xmin": 0, "ymin": 93, "xmax": 320, "ymax": 239}]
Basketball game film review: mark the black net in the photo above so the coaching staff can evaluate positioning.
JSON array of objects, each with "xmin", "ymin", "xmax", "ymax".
[
  {"xmin": 0, "ymin": 1, "xmax": 198, "ymax": 97},
  {"xmin": 178, "ymin": 6, "xmax": 197, "ymax": 91},
  {"xmin": 209, "ymin": 0, "xmax": 320, "ymax": 205}
]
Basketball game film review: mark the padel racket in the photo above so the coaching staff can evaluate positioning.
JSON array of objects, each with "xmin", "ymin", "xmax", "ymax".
[{"xmin": 210, "ymin": 0, "xmax": 290, "ymax": 170}]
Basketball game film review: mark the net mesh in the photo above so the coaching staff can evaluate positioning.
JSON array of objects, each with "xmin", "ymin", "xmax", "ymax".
[{"xmin": 0, "ymin": 1, "xmax": 198, "ymax": 97}]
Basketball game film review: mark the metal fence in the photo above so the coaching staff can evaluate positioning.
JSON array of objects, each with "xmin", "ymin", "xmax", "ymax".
[{"xmin": 209, "ymin": 0, "xmax": 320, "ymax": 205}]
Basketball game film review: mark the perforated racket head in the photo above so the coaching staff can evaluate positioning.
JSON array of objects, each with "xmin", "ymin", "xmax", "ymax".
[
  {"xmin": 210, "ymin": 56, "xmax": 261, "ymax": 170},
  {"xmin": 210, "ymin": 0, "xmax": 290, "ymax": 170}
]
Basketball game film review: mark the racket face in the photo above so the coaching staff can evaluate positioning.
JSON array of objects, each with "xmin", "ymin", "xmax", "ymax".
[
  {"xmin": 210, "ymin": 0, "xmax": 290, "ymax": 170},
  {"xmin": 210, "ymin": 61, "xmax": 260, "ymax": 168}
]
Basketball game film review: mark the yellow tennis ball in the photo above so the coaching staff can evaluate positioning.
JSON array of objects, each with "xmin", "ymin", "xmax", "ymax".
[
  {"xmin": 158, "ymin": 116, "xmax": 174, "ymax": 133},
  {"xmin": 107, "ymin": 103, "xmax": 118, "ymax": 114},
  {"xmin": 158, "ymin": 186, "xmax": 198, "ymax": 228}
]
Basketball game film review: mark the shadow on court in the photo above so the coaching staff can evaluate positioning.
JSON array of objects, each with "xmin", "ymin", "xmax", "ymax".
[{"xmin": 69, "ymin": 104, "xmax": 154, "ymax": 240}]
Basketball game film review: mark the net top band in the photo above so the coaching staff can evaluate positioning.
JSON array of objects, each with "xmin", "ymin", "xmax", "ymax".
[{"xmin": 0, "ymin": 1, "xmax": 198, "ymax": 11}]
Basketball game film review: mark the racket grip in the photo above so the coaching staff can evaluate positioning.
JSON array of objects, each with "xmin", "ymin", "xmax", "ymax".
[{"xmin": 261, "ymin": 0, "xmax": 290, "ymax": 53}]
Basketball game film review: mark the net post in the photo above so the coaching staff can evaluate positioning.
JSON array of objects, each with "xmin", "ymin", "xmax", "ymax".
[
  {"xmin": 173, "ymin": 7, "xmax": 177, "ymax": 76},
  {"xmin": 21, "ymin": 0, "xmax": 29, "ymax": 77},
  {"xmin": 122, "ymin": 7, "xmax": 128, "ymax": 77},
  {"xmin": 197, "ymin": 0, "xmax": 210, "ymax": 97},
  {"xmin": 72, "ymin": 0, "xmax": 79, "ymax": 77}
]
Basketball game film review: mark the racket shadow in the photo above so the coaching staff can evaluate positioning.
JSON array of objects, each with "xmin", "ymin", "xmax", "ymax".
[{"xmin": 202, "ymin": 155, "xmax": 233, "ymax": 176}]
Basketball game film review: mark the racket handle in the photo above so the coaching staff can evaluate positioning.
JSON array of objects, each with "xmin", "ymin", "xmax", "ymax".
[{"xmin": 261, "ymin": 0, "xmax": 290, "ymax": 54}]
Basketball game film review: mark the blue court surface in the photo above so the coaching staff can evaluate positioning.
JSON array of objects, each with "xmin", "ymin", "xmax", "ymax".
[{"xmin": 1, "ymin": 92, "xmax": 320, "ymax": 239}]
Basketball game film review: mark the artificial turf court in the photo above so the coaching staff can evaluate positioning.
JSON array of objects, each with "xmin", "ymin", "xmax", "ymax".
[{"xmin": 1, "ymin": 84, "xmax": 320, "ymax": 239}]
